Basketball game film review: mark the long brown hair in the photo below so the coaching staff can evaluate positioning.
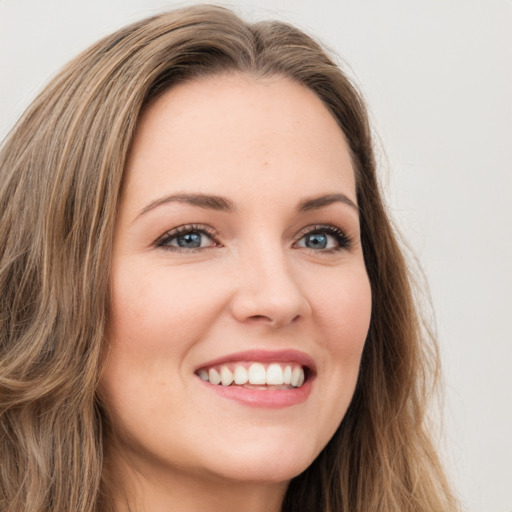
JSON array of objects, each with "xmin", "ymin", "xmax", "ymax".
[{"xmin": 0, "ymin": 5, "xmax": 458, "ymax": 511}]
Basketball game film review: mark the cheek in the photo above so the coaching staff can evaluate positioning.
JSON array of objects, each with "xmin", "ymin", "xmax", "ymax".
[
  {"xmin": 302, "ymin": 265, "xmax": 371, "ymax": 447},
  {"xmin": 107, "ymin": 262, "xmax": 228, "ymax": 355},
  {"xmin": 99, "ymin": 264, "xmax": 230, "ymax": 434},
  {"xmin": 313, "ymin": 265, "xmax": 372, "ymax": 354}
]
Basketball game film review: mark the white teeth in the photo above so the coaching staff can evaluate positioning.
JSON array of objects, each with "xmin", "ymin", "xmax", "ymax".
[
  {"xmin": 208, "ymin": 368, "xmax": 221, "ymax": 385},
  {"xmin": 220, "ymin": 366, "xmax": 233, "ymax": 386},
  {"xmin": 199, "ymin": 362, "xmax": 306, "ymax": 388},
  {"xmin": 248, "ymin": 362, "xmax": 266, "ymax": 385},
  {"xmin": 291, "ymin": 366, "xmax": 302, "ymax": 387},
  {"xmin": 297, "ymin": 369, "xmax": 305, "ymax": 387},
  {"xmin": 233, "ymin": 366, "xmax": 249, "ymax": 385},
  {"xmin": 266, "ymin": 363, "xmax": 284, "ymax": 385},
  {"xmin": 283, "ymin": 365, "xmax": 292, "ymax": 385}
]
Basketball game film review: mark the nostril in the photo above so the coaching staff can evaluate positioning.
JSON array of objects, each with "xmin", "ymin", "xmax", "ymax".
[
  {"xmin": 247, "ymin": 313, "xmax": 302, "ymax": 329},
  {"xmin": 247, "ymin": 314, "xmax": 289, "ymax": 327},
  {"xmin": 249, "ymin": 315, "xmax": 272, "ymax": 321}
]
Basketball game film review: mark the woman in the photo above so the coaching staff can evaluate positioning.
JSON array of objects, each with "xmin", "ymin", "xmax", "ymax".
[{"xmin": 0, "ymin": 5, "xmax": 458, "ymax": 511}]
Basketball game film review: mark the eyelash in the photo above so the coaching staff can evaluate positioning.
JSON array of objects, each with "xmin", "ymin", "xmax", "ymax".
[
  {"xmin": 155, "ymin": 223, "xmax": 353, "ymax": 253},
  {"xmin": 294, "ymin": 224, "xmax": 353, "ymax": 252},
  {"xmin": 156, "ymin": 224, "xmax": 219, "ymax": 252}
]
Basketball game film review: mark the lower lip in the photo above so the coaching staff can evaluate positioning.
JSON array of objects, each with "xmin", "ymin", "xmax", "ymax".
[{"xmin": 199, "ymin": 377, "xmax": 313, "ymax": 408}]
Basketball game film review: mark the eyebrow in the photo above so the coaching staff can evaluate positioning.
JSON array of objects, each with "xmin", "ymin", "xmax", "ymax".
[
  {"xmin": 298, "ymin": 193, "xmax": 359, "ymax": 213},
  {"xmin": 135, "ymin": 191, "xmax": 358, "ymax": 221},
  {"xmin": 136, "ymin": 193, "xmax": 235, "ymax": 219}
]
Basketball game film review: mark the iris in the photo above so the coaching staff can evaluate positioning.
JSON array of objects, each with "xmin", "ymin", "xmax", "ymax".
[
  {"xmin": 304, "ymin": 233, "xmax": 327, "ymax": 249},
  {"xmin": 176, "ymin": 232, "xmax": 202, "ymax": 248}
]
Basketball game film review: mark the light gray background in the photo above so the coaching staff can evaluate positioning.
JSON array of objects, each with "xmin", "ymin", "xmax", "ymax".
[{"xmin": 1, "ymin": 1, "xmax": 510, "ymax": 511}]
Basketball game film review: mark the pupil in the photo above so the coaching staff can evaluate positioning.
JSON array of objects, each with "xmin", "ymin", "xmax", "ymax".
[
  {"xmin": 177, "ymin": 232, "xmax": 201, "ymax": 248},
  {"xmin": 306, "ymin": 233, "xmax": 327, "ymax": 249}
]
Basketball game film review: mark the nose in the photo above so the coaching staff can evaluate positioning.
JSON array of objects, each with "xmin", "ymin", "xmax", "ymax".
[{"xmin": 230, "ymin": 246, "xmax": 312, "ymax": 328}]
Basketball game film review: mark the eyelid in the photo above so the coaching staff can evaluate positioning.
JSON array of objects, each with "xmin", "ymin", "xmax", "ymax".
[
  {"xmin": 155, "ymin": 224, "xmax": 221, "ymax": 250},
  {"xmin": 153, "ymin": 222, "xmax": 353, "ymax": 252},
  {"xmin": 293, "ymin": 224, "xmax": 353, "ymax": 250}
]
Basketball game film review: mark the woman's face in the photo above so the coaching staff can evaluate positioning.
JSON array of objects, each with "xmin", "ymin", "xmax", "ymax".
[{"xmin": 100, "ymin": 74, "xmax": 372, "ymax": 488}]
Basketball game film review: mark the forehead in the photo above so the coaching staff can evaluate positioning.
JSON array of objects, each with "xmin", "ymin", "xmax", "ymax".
[{"xmin": 122, "ymin": 73, "xmax": 356, "ymax": 211}]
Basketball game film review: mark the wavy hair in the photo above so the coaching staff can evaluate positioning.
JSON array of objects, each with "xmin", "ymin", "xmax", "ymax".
[{"xmin": 0, "ymin": 5, "xmax": 458, "ymax": 511}]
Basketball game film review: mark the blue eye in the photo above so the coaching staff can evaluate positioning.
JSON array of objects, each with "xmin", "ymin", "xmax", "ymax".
[
  {"xmin": 302, "ymin": 233, "xmax": 329, "ymax": 249},
  {"xmin": 296, "ymin": 226, "xmax": 351, "ymax": 251},
  {"xmin": 157, "ymin": 226, "xmax": 217, "ymax": 251},
  {"xmin": 174, "ymin": 232, "xmax": 203, "ymax": 248}
]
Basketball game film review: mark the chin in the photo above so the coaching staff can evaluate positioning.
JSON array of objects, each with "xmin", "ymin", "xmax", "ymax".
[
  {"xmin": 207, "ymin": 453, "xmax": 313, "ymax": 485},
  {"xmin": 193, "ymin": 429, "xmax": 323, "ymax": 484}
]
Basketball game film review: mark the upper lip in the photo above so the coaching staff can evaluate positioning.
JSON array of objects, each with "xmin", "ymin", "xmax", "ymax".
[{"xmin": 195, "ymin": 349, "xmax": 316, "ymax": 373}]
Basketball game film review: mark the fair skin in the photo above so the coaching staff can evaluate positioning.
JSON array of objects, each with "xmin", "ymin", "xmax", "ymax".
[{"xmin": 99, "ymin": 73, "xmax": 372, "ymax": 512}]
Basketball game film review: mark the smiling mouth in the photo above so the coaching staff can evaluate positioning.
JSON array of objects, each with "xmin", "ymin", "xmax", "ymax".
[{"xmin": 195, "ymin": 362, "xmax": 307, "ymax": 389}]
